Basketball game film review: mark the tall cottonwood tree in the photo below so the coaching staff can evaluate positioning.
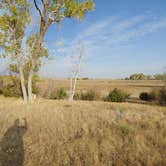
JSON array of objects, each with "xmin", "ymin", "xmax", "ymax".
[
  {"xmin": 0, "ymin": 0, "xmax": 30, "ymax": 102},
  {"xmin": 27, "ymin": 0, "xmax": 94, "ymax": 101}
]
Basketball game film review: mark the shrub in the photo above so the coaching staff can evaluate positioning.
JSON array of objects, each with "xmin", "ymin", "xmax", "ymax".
[
  {"xmin": 139, "ymin": 91, "xmax": 157, "ymax": 101},
  {"xmin": 158, "ymin": 87, "xmax": 166, "ymax": 105},
  {"xmin": 50, "ymin": 88, "xmax": 67, "ymax": 100},
  {"xmin": 82, "ymin": 77, "xmax": 89, "ymax": 80},
  {"xmin": 104, "ymin": 88, "xmax": 130, "ymax": 102},
  {"xmin": 1, "ymin": 75, "xmax": 39, "ymax": 98},
  {"xmin": 2, "ymin": 77, "xmax": 22, "ymax": 97},
  {"xmin": 139, "ymin": 88, "xmax": 166, "ymax": 105},
  {"xmin": 82, "ymin": 90, "xmax": 99, "ymax": 101},
  {"xmin": 0, "ymin": 77, "xmax": 3, "ymax": 94},
  {"xmin": 73, "ymin": 91, "xmax": 82, "ymax": 100},
  {"xmin": 139, "ymin": 92, "xmax": 151, "ymax": 101},
  {"xmin": 74, "ymin": 90, "xmax": 100, "ymax": 101}
]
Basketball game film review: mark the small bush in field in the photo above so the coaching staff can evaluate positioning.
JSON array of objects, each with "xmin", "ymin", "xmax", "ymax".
[
  {"xmin": 73, "ymin": 92, "xmax": 82, "ymax": 100},
  {"xmin": 104, "ymin": 88, "xmax": 130, "ymax": 102},
  {"xmin": 149, "ymin": 89, "xmax": 158, "ymax": 100},
  {"xmin": 50, "ymin": 88, "xmax": 67, "ymax": 100},
  {"xmin": 139, "ymin": 92, "xmax": 150, "ymax": 101},
  {"xmin": 140, "ymin": 90, "xmax": 158, "ymax": 101},
  {"xmin": 158, "ymin": 87, "xmax": 166, "ymax": 105},
  {"xmin": 2, "ymin": 77, "xmax": 22, "ymax": 97},
  {"xmin": 81, "ymin": 90, "xmax": 99, "ymax": 101},
  {"xmin": 56, "ymin": 88, "xmax": 67, "ymax": 99},
  {"xmin": 74, "ymin": 90, "xmax": 100, "ymax": 101},
  {"xmin": 0, "ymin": 77, "xmax": 3, "ymax": 94},
  {"xmin": 139, "ymin": 87, "xmax": 166, "ymax": 105}
]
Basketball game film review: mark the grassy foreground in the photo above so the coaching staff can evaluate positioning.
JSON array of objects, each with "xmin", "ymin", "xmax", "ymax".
[{"xmin": 0, "ymin": 97, "xmax": 166, "ymax": 166}]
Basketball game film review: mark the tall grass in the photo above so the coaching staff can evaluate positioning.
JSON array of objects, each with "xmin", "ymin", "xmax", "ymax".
[{"xmin": 0, "ymin": 97, "xmax": 166, "ymax": 166}]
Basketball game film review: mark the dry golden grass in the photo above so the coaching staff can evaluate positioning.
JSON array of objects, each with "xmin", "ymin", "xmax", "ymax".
[
  {"xmin": 0, "ymin": 96, "xmax": 166, "ymax": 166},
  {"xmin": 37, "ymin": 79, "xmax": 164, "ymax": 98}
]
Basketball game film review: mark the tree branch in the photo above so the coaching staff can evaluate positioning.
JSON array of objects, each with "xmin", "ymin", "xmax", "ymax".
[{"xmin": 34, "ymin": 0, "xmax": 43, "ymax": 18}]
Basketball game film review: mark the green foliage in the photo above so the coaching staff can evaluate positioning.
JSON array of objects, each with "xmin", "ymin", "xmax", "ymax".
[
  {"xmin": 48, "ymin": 0, "xmax": 94, "ymax": 22},
  {"xmin": 74, "ymin": 90, "xmax": 100, "ymax": 101},
  {"xmin": 158, "ymin": 87, "xmax": 166, "ymax": 105},
  {"xmin": 26, "ymin": 34, "xmax": 49, "ymax": 59},
  {"xmin": 129, "ymin": 73, "xmax": 146, "ymax": 80},
  {"xmin": 8, "ymin": 63, "xmax": 39, "ymax": 95},
  {"xmin": 0, "ymin": 77, "xmax": 3, "ymax": 94},
  {"xmin": 1, "ymin": 75, "xmax": 39, "ymax": 97},
  {"xmin": 2, "ymin": 77, "xmax": 22, "ymax": 97},
  {"xmin": 139, "ymin": 90, "xmax": 158, "ymax": 102},
  {"xmin": 154, "ymin": 73, "xmax": 166, "ymax": 80},
  {"xmin": 127, "ymin": 73, "xmax": 166, "ymax": 80},
  {"xmin": 82, "ymin": 77, "xmax": 89, "ymax": 80},
  {"xmin": 0, "ymin": 0, "xmax": 30, "ymax": 55},
  {"xmin": 104, "ymin": 88, "xmax": 130, "ymax": 102},
  {"xmin": 140, "ymin": 88, "xmax": 166, "ymax": 105},
  {"xmin": 50, "ymin": 88, "xmax": 67, "ymax": 100},
  {"xmin": 139, "ymin": 92, "xmax": 152, "ymax": 101}
]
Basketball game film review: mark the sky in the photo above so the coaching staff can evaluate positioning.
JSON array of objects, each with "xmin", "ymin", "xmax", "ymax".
[{"xmin": 1, "ymin": 0, "xmax": 166, "ymax": 78}]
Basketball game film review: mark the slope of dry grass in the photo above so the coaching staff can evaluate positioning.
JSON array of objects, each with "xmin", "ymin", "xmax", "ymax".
[{"xmin": 0, "ymin": 96, "xmax": 166, "ymax": 166}]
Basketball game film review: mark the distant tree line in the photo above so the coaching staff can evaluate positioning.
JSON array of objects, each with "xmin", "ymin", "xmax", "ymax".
[{"xmin": 125, "ymin": 73, "xmax": 166, "ymax": 80}]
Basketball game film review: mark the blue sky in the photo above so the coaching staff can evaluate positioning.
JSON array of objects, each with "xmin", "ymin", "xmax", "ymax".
[{"xmin": 1, "ymin": 0, "xmax": 166, "ymax": 78}]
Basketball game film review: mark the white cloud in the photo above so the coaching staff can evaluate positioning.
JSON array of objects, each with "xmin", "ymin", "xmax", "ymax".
[
  {"xmin": 40, "ymin": 14, "xmax": 166, "ymax": 78},
  {"xmin": 55, "ymin": 14, "xmax": 166, "ymax": 57}
]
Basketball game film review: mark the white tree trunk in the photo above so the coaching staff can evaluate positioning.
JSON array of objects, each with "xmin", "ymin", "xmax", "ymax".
[
  {"xmin": 19, "ymin": 65, "xmax": 28, "ymax": 103},
  {"xmin": 69, "ymin": 45, "xmax": 83, "ymax": 101},
  {"xmin": 28, "ymin": 68, "xmax": 33, "ymax": 102}
]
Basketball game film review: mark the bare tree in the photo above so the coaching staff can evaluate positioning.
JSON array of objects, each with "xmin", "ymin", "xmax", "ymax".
[{"xmin": 69, "ymin": 44, "xmax": 84, "ymax": 101}]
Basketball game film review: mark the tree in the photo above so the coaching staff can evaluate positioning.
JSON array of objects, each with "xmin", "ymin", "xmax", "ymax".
[
  {"xmin": 154, "ymin": 73, "xmax": 166, "ymax": 80},
  {"xmin": 129, "ymin": 73, "xmax": 146, "ymax": 80},
  {"xmin": 27, "ymin": 0, "xmax": 94, "ymax": 101},
  {"xmin": 69, "ymin": 44, "xmax": 84, "ymax": 101},
  {"xmin": 0, "ymin": 0, "xmax": 30, "ymax": 102}
]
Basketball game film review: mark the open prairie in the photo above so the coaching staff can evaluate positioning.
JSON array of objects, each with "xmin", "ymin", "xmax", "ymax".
[
  {"xmin": 0, "ymin": 0, "xmax": 166, "ymax": 166},
  {"xmin": 37, "ymin": 79, "xmax": 165, "ymax": 98},
  {"xmin": 0, "ymin": 96, "xmax": 166, "ymax": 166}
]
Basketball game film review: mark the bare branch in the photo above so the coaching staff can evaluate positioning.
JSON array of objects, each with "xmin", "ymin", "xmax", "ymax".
[{"xmin": 34, "ymin": 0, "xmax": 43, "ymax": 18}]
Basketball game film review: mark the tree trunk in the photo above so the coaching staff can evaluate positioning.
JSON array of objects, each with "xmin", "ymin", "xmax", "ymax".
[
  {"xmin": 69, "ymin": 46, "xmax": 83, "ymax": 101},
  {"xmin": 27, "ymin": 68, "xmax": 33, "ymax": 102},
  {"xmin": 69, "ymin": 76, "xmax": 77, "ymax": 101},
  {"xmin": 27, "ymin": 20, "xmax": 50, "ymax": 102},
  {"xmin": 69, "ymin": 77, "xmax": 74, "ymax": 101},
  {"xmin": 19, "ymin": 65, "xmax": 28, "ymax": 103}
]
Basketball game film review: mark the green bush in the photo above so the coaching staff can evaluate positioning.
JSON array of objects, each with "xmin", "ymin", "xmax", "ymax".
[
  {"xmin": 139, "ymin": 88, "xmax": 166, "ymax": 105},
  {"xmin": 50, "ymin": 88, "xmax": 67, "ymax": 100},
  {"xmin": 104, "ymin": 88, "xmax": 130, "ymax": 102},
  {"xmin": 2, "ymin": 77, "xmax": 22, "ymax": 97},
  {"xmin": 139, "ymin": 91, "xmax": 157, "ymax": 101},
  {"xmin": 73, "ymin": 91, "xmax": 82, "ymax": 100},
  {"xmin": 139, "ymin": 92, "xmax": 151, "ymax": 101},
  {"xmin": 0, "ymin": 77, "xmax": 3, "ymax": 94},
  {"xmin": 158, "ymin": 87, "xmax": 166, "ymax": 105},
  {"xmin": 74, "ymin": 90, "xmax": 100, "ymax": 101},
  {"xmin": 82, "ymin": 90, "xmax": 99, "ymax": 101},
  {"xmin": 1, "ymin": 75, "xmax": 39, "ymax": 98}
]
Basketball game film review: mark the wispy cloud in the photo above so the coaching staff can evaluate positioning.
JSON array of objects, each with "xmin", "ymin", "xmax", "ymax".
[
  {"xmin": 74, "ymin": 15, "xmax": 166, "ymax": 47},
  {"xmin": 52, "ymin": 14, "xmax": 166, "ymax": 58},
  {"xmin": 41, "ymin": 14, "xmax": 166, "ymax": 78}
]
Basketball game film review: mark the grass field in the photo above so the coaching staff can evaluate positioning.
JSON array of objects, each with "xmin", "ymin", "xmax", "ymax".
[
  {"xmin": 0, "ymin": 96, "xmax": 166, "ymax": 166},
  {"xmin": 37, "ymin": 79, "xmax": 165, "ymax": 98}
]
